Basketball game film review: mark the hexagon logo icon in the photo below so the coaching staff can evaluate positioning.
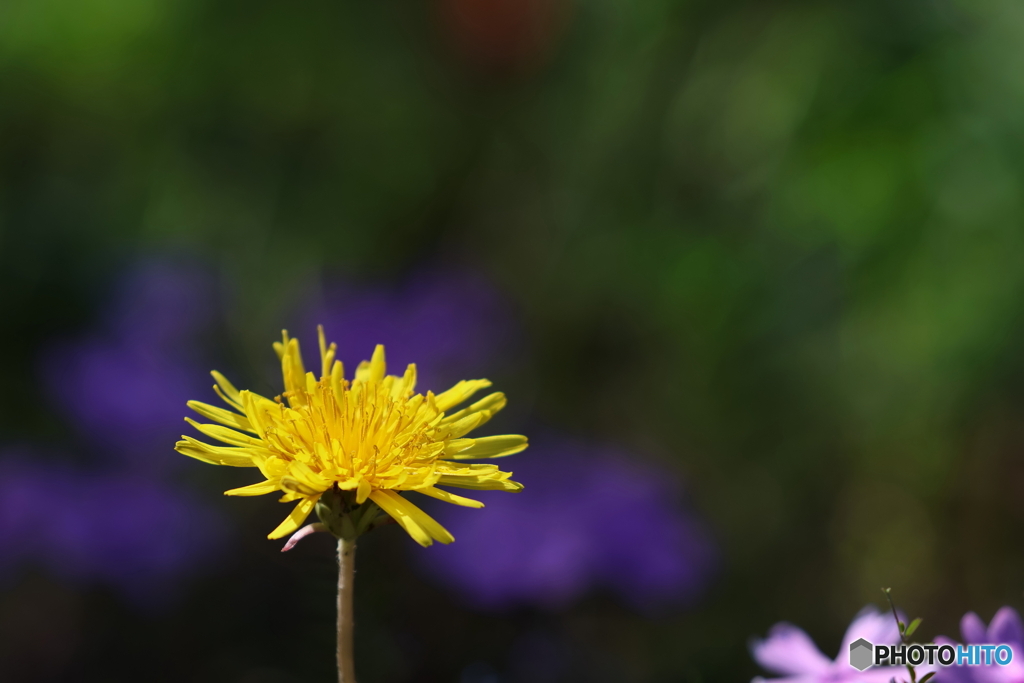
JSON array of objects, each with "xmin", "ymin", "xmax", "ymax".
[{"xmin": 849, "ymin": 638, "xmax": 873, "ymax": 671}]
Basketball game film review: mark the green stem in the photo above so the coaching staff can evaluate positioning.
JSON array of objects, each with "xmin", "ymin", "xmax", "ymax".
[{"xmin": 337, "ymin": 538, "xmax": 357, "ymax": 683}]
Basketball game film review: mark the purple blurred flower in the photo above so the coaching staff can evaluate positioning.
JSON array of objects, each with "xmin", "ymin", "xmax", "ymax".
[
  {"xmin": 0, "ymin": 452, "xmax": 226, "ymax": 605},
  {"xmin": 40, "ymin": 259, "xmax": 214, "ymax": 473},
  {"xmin": 751, "ymin": 606, "xmax": 916, "ymax": 683},
  {"xmin": 19, "ymin": 258, "xmax": 230, "ymax": 603},
  {"xmin": 304, "ymin": 270, "xmax": 518, "ymax": 392},
  {"xmin": 417, "ymin": 436, "xmax": 715, "ymax": 611},
  {"xmin": 934, "ymin": 608, "xmax": 1024, "ymax": 683}
]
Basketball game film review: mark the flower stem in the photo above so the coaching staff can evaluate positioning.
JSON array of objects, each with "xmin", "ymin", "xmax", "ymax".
[{"xmin": 337, "ymin": 537, "xmax": 357, "ymax": 683}]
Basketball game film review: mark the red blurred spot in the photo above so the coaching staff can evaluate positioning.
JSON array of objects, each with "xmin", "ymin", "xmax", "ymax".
[{"xmin": 437, "ymin": 0, "xmax": 571, "ymax": 74}]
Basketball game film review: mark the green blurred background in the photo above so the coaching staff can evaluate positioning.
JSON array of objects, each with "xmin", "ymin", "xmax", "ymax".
[{"xmin": 3, "ymin": 0, "xmax": 1024, "ymax": 680}]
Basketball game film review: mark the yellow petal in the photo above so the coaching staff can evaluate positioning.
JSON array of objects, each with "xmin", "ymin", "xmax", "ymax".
[
  {"xmin": 318, "ymin": 325, "xmax": 338, "ymax": 379},
  {"xmin": 211, "ymin": 370, "xmax": 244, "ymax": 409},
  {"xmin": 444, "ymin": 434, "xmax": 528, "ymax": 459},
  {"xmin": 436, "ymin": 473, "xmax": 523, "ymax": 491},
  {"xmin": 434, "ymin": 379, "xmax": 492, "ymax": 413},
  {"xmin": 280, "ymin": 476, "xmax": 325, "ymax": 497},
  {"xmin": 175, "ymin": 437, "xmax": 259, "ymax": 467},
  {"xmin": 390, "ymin": 364, "xmax": 417, "ymax": 399},
  {"xmin": 187, "ymin": 400, "xmax": 254, "ymax": 432},
  {"xmin": 330, "ymin": 359, "xmax": 346, "ymax": 400},
  {"xmin": 439, "ymin": 392, "xmax": 506, "ymax": 427},
  {"xmin": 354, "ymin": 360, "xmax": 371, "ymax": 384},
  {"xmin": 281, "ymin": 460, "xmax": 332, "ymax": 494},
  {"xmin": 268, "ymin": 496, "xmax": 320, "ymax": 540},
  {"xmin": 442, "ymin": 412, "xmax": 489, "ymax": 439},
  {"xmin": 225, "ymin": 480, "xmax": 280, "ymax": 496},
  {"xmin": 369, "ymin": 490, "xmax": 454, "ymax": 546},
  {"xmin": 277, "ymin": 333, "xmax": 307, "ymax": 405},
  {"xmin": 356, "ymin": 479, "xmax": 372, "ymax": 505},
  {"xmin": 368, "ymin": 344, "xmax": 386, "ymax": 383},
  {"xmin": 415, "ymin": 486, "xmax": 484, "ymax": 508},
  {"xmin": 185, "ymin": 417, "xmax": 264, "ymax": 448}
]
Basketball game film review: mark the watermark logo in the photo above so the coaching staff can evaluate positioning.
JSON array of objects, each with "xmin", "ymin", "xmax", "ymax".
[
  {"xmin": 849, "ymin": 640, "xmax": 1014, "ymax": 671},
  {"xmin": 849, "ymin": 639, "xmax": 873, "ymax": 671}
]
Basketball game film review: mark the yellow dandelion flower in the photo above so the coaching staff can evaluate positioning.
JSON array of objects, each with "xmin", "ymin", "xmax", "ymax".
[{"xmin": 175, "ymin": 326, "xmax": 526, "ymax": 546}]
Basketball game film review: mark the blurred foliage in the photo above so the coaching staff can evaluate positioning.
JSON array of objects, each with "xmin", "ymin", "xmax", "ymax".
[{"xmin": 4, "ymin": 0, "xmax": 1024, "ymax": 681}]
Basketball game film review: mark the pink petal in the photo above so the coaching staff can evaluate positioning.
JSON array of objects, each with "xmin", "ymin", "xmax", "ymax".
[
  {"xmin": 281, "ymin": 523, "xmax": 328, "ymax": 552},
  {"xmin": 840, "ymin": 606, "xmax": 902, "ymax": 655},
  {"xmin": 752, "ymin": 623, "xmax": 833, "ymax": 676},
  {"xmin": 961, "ymin": 612, "xmax": 987, "ymax": 644},
  {"xmin": 988, "ymin": 607, "xmax": 1024, "ymax": 647}
]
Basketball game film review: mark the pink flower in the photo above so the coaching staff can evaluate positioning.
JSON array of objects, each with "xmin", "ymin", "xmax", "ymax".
[
  {"xmin": 934, "ymin": 608, "xmax": 1024, "ymax": 683},
  {"xmin": 752, "ymin": 606, "xmax": 925, "ymax": 683}
]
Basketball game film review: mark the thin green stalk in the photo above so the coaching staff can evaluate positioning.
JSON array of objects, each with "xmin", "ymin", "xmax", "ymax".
[{"xmin": 337, "ymin": 538, "xmax": 357, "ymax": 683}]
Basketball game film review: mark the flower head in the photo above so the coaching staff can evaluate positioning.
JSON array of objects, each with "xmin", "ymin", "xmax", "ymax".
[
  {"xmin": 751, "ymin": 605, "xmax": 920, "ymax": 683},
  {"xmin": 176, "ymin": 327, "xmax": 526, "ymax": 546}
]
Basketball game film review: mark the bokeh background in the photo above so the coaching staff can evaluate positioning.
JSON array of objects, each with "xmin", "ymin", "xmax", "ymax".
[{"xmin": 2, "ymin": 0, "xmax": 1024, "ymax": 681}]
